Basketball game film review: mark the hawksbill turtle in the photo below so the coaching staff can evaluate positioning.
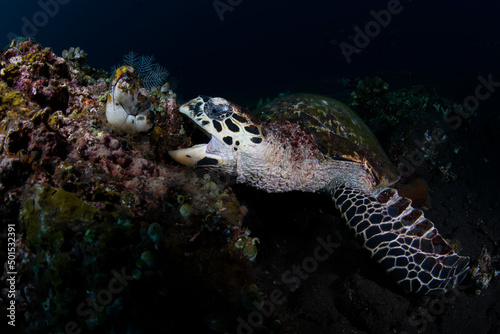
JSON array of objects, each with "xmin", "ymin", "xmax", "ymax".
[{"xmin": 168, "ymin": 94, "xmax": 469, "ymax": 295}]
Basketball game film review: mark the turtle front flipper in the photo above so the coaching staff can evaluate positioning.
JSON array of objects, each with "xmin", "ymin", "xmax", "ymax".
[{"xmin": 332, "ymin": 185, "xmax": 469, "ymax": 295}]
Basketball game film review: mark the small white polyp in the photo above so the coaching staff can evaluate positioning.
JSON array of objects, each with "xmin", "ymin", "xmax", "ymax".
[{"xmin": 106, "ymin": 103, "xmax": 153, "ymax": 133}]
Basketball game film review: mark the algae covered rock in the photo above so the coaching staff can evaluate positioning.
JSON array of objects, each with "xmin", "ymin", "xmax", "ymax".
[{"xmin": 0, "ymin": 40, "xmax": 263, "ymax": 333}]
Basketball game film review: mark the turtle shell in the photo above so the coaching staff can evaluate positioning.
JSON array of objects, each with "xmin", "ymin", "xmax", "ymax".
[{"xmin": 256, "ymin": 94, "xmax": 400, "ymax": 188}]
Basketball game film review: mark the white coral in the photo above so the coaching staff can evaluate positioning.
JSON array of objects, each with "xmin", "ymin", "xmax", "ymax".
[{"xmin": 105, "ymin": 67, "xmax": 154, "ymax": 133}]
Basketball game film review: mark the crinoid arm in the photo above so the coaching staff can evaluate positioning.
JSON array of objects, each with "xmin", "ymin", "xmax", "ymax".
[{"xmin": 332, "ymin": 185, "xmax": 469, "ymax": 295}]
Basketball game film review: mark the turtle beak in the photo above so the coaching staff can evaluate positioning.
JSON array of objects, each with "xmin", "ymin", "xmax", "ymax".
[
  {"xmin": 169, "ymin": 144, "xmax": 206, "ymax": 166},
  {"xmin": 169, "ymin": 97, "xmax": 225, "ymax": 167},
  {"xmin": 168, "ymin": 144, "xmax": 205, "ymax": 166},
  {"xmin": 178, "ymin": 103, "xmax": 191, "ymax": 116},
  {"xmin": 168, "ymin": 144, "xmax": 222, "ymax": 166},
  {"xmin": 168, "ymin": 103, "xmax": 209, "ymax": 166}
]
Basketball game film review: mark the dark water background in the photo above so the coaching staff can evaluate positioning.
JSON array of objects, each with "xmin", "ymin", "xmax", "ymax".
[{"xmin": 1, "ymin": 0, "xmax": 499, "ymax": 105}]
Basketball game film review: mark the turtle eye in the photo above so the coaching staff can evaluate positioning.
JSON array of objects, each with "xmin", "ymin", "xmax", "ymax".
[
  {"xmin": 211, "ymin": 104, "xmax": 229, "ymax": 114},
  {"xmin": 206, "ymin": 100, "xmax": 233, "ymax": 120}
]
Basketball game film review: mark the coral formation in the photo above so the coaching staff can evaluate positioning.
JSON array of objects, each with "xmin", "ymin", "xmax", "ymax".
[
  {"xmin": 104, "ymin": 66, "xmax": 155, "ymax": 133},
  {"xmin": 348, "ymin": 76, "xmax": 459, "ymax": 181},
  {"xmin": 0, "ymin": 39, "xmax": 263, "ymax": 333},
  {"xmin": 61, "ymin": 46, "xmax": 88, "ymax": 64},
  {"xmin": 351, "ymin": 76, "xmax": 438, "ymax": 124},
  {"xmin": 351, "ymin": 76, "xmax": 389, "ymax": 108}
]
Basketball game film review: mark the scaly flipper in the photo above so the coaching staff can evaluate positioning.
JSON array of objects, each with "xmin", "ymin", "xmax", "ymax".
[{"xmin": 332, "ymin": 185, "xmax": 469, "ymax": 295}]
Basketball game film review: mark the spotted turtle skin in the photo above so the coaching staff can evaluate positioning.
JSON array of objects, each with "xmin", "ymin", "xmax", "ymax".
[{"xmin": 168, "ymin": 94, "xmax": 469, "ymax": 295}]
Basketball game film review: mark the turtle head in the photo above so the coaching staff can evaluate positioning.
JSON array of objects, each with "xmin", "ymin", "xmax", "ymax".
[{"xmin": 168, "ymin": 96, "xmax": 266, "ymax": 173}]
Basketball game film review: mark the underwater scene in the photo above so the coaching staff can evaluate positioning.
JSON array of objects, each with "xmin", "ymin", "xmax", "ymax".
[{"xmin": 0, "ymin": 0, "xmax": 499, "ymax": 333}]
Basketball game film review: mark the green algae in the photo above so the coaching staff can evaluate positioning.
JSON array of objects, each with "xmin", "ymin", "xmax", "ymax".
[
  {"xmin": 18, "ymin": 183, "xmax": 138, "ymax": 331},
  {"xmin": 147, "ymin": 222, "xmax": 163, "ymax": 243},
  {"xmin": 0, "ymin": 81, "xmax": 24, "ymax": 106},
  {"xmin": 0, "ymin": 63, "xmax": 21, "ymax": 85},
  {"xmin": 21, "ymin": 184, "xmax": 94, "ymax": 247},
  {"xmin": 351, "ymin": 76, "xmax": 389, "ymax": 107},
  {"xmin": 350, "ymin": 76, "xmax": 441, "ymax": 121},
  {"xmin": 19, "ymin": 183, "xmax": 137, "ymax": 266}
]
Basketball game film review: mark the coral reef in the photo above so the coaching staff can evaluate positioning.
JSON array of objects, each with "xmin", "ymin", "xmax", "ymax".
[
  {"xmin": 351, "ymin": 76, "xmax": 438, "ymax": 123},
  {"xmin": 0, "ymin": 39, "xmax": 264, "ymax": 333},
  {"xmin": 61, "ymin": 46, "xmax": 88, "ymax": 64},
  {"xmin": 348, "ymin": 76, "xmax": 461, "ymax": 182},
  {"xmin": 351, "ymin": 76, "xmax": 389, "ymax": 108}
]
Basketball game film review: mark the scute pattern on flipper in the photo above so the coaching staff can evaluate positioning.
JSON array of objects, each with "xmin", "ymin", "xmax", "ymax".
[{"xmin": 332, "ymin": 186, "xmax": 469, "ymax": 295}]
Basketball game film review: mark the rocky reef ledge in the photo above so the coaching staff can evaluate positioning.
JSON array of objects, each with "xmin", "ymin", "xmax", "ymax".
[{"xmin": 0, "ymin": 39, "xmax": 263, "ymax": 333}]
